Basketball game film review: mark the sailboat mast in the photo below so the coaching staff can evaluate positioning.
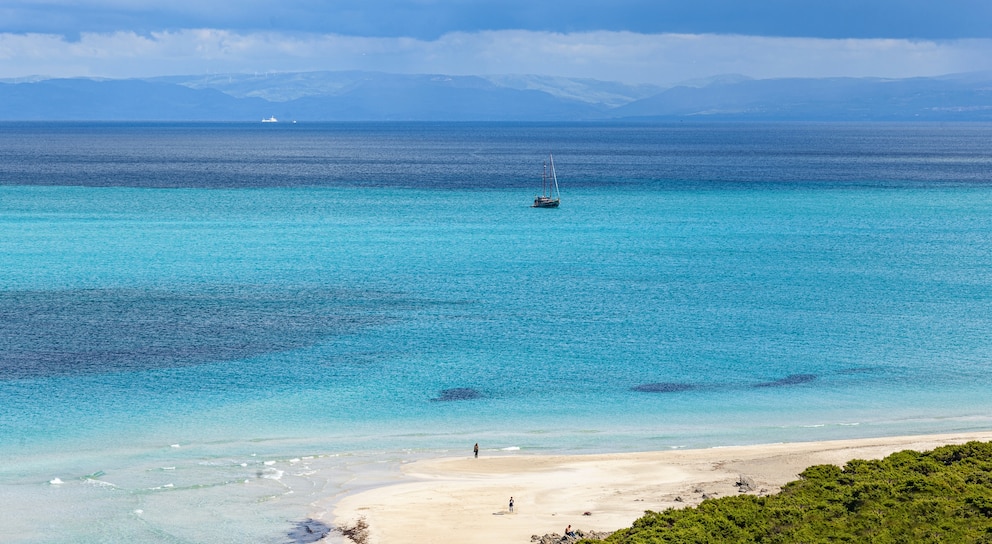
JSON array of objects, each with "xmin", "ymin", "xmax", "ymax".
[
  {"xmin": 549, "ymin": 154, "xmax": 560, "ymax": 199},
  {"xmin": 543, "ymin": 159, "xmax": 548, "ymax": 196}
]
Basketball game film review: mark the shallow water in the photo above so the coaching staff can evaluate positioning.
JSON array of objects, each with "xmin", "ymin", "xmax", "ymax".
[{"xmin": 2, "ymin": 122, "xmax": 992, "ymax": 542}]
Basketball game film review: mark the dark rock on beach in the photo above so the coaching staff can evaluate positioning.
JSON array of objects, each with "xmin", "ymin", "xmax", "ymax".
[
  {"xmin": 736, "ymin": 475, "xmax": 756, "ymax": 493},
  {"xmin": 532, "ymin": 528, "xmax": 613, "ymax": 543},
  {"xmin": 431, "ymin": 387, "xmax": 484, "ymax": 401},
  {"xmin": 631, "ymin": 382, "xmax": 695, "ymax": 393},
  {"xmin": 286, "ymin": 519, "xmax": 331, "ymax": 543},
  {"xmin": 754, "ymin": 374, "xmax": 817, "ymax": 388}
]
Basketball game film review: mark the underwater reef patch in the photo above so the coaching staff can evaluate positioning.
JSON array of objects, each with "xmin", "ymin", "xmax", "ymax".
[
  {"xmin": 432, "ymin": 387, "xmax": 484, "ymax": 401},
  {"xmin": 631, "ymin": 382, "xmax": 696, "ymax": 393},
  {"xmin": 754, "ymin": 374, "xmax": 817, "ymax": 388},
  {"xmin": 0, "ymin": 286, "xmax": 407, "ymax": 379},
  {"xmin": 287, "ymin": 518, "xmax": 331, "ymax": 543}
]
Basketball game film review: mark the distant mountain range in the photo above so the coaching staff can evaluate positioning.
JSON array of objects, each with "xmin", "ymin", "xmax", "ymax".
[{"xmin": 2, "ymin": 70, "xmax": 991, "ymax": 121}]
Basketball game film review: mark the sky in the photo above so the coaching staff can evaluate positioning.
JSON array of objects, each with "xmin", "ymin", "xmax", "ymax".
[{"xmin": 2, "ymin": 0, "xmax": 992, "ymax": 85}]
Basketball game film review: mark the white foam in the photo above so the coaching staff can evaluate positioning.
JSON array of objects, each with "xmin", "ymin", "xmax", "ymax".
[
  {"xmin": 500, "ymin": 446, "xmax": 520, "ymax": 451},
  {"xmin": 263, "ymin": 460, "xmax": 276, "ymax": 466},
  {"xmin": 49, "ymin": 478, "xmax": 63, "ymax": 485},
  {"xmin": 170, "ymin": 444, "xmax": 180, "ymax": 448},
  {"xmin": 133, "ymin": 509, "xmax": 143, "ymax": 515},
  {"xmin": 261, "ymin": 469, "xmax": 284, "ymax": 481}
]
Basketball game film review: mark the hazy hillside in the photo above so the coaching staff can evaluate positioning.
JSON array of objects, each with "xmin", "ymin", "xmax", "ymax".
[
  {"xmin": 0, "ymin": 78, "xmax": 269, "ymax": 121},
  {"xmin": 613, "ymin": 73, "xmax": 992, "ymax": 120},
  {"xmin": 2, "ymin": 70, "xmax": 991, "ymax": 121},
  {"xmin": 154, "ymin": 71, "xmax": 665, "ymax": 108},
  {"xmin": 260, "ymin": 74, "xmax": 608, "ymax": 121}
]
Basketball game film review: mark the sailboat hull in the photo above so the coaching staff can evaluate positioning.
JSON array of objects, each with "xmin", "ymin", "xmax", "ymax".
[{"xmin": 532, "ymin": 197, "xmax": 560, "ymax": 208}]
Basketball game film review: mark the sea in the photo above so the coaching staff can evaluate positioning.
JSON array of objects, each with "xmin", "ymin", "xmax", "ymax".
[{"xmin": 1, "ymin": 121, "xmax": 991, "ymax": 543}]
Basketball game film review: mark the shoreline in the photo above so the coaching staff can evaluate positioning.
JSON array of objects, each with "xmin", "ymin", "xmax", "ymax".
[{"xmin": 319, "ymin": 430, "xmax": 992, "ymax": 544}]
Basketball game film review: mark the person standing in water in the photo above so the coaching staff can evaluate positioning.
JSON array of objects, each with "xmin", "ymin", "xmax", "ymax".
[{"xmin": 474, "ymin": 443, "xmax": 479, "ymax": 458}]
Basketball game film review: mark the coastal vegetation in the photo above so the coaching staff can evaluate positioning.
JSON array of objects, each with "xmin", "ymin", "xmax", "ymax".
[{"xmin": 585, "ymin": 441, "xmax": 992, "ymax": 544}]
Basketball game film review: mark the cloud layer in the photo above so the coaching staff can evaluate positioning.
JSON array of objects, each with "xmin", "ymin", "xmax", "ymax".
[
  {"xmin": 4, "ymin": 1, "xmax": 992, "ymax": 84},
  {"xmin": 3, "ymin": 30, "xmax": 992, "ymax": 85}
]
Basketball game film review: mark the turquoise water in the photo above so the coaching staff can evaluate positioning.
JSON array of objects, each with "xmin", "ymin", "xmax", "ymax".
[{"xmin": 2, "ymin": 123, "xmax": 992, "ymax": 542}]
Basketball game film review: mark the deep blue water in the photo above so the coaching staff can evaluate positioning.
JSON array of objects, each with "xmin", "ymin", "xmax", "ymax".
[
  {"xmin": 1, "ymin": 122, "xmax": 992, "ymax": 543},
  {"xmin": 3, "ymin": 122, "xmax": 991, "ymax": 189}
]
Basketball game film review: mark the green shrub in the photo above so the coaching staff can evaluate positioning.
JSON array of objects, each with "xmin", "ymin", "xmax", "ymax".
[{"xmin": 584, "ymin": 441, "xmax": 992, "ymax": 544}]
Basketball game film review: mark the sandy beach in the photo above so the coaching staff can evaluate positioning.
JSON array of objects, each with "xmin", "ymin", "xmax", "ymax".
[{"xmin": 321, "ymin": 431, "xmax": 992, "ymax": 543}]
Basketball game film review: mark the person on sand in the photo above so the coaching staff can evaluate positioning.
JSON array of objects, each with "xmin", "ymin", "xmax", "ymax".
[
  {"xmin": 474, "ymin": 443, "xmax": 479, "ymax": 458},
  {"xmin": 565, "ymin": 525, "xmax": 575, "ymax": 537},
  {"xmin": 508, "ymin": 496, "xmax": 514, "ymax": 513}
]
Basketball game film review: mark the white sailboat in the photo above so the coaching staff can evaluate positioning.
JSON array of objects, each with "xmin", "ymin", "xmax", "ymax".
[{"xmin": 532, "ymin": 153, "xmax": 561, "ymax": 208}]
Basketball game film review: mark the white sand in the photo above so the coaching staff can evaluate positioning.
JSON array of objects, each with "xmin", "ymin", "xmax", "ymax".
[{"xmin": 319, "ymin": 431, "xmax": 992, "ymax": 544}]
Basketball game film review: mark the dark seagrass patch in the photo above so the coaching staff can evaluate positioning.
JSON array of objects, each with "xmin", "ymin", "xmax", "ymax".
[
  {"xmin": 286, "ymin": 518, "xmax": 331, "ymax": 543},
  {"xmin": 754, "ymin": 374, "xmax": 817, "ymax": 388},
  {"xmin": 631, "ymin": 382, "xmax": 696, "ymax": 393},
  {"xmin": 432, "ymin": 387, "xmax": 484, "ymax": 401}
]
